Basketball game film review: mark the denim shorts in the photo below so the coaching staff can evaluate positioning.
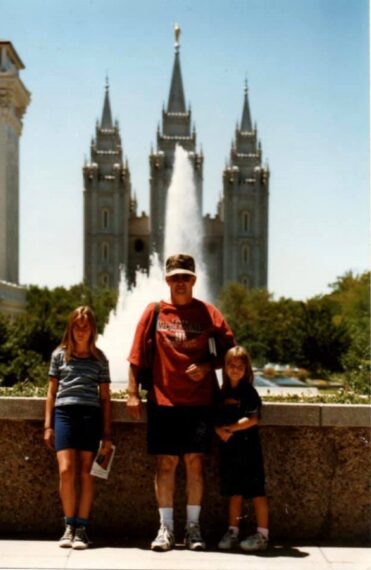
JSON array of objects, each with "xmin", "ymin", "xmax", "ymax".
[{"xmin": 54, "ymin": 405, "xmax": 102, "ymax": 452}]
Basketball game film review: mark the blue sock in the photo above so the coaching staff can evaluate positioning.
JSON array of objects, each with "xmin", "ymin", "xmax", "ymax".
[
  {"xmin": 64, "ymin": 516, "xmax": 75, "ymax": 527},
  {"xmin": 75, "ymin": 517, "xmax": 89, "ymax": 527}
]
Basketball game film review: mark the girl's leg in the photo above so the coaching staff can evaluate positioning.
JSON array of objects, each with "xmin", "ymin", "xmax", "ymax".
[
  {"xmin": 253, "ymin": 496, "xmax": 269, "ymax": 529},
  {"xmin": 56, "ymin": 449, "xmax": 77, "ymax": 518},
  {"xmin": 229, "ymin": 495, "xmax": 243, "ymax": 528},
  {"xmin": 240, "ymin": 496, "xmax": 269, "ymax": 551},
  {"xmin": 77, "ymin": 451, "xmax": 96, "ymax": 519}
]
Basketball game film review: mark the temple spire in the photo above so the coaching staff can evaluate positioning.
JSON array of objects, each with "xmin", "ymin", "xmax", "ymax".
[
  {"xmin": 101, "ymin": 78, "xmax": 113, "ymax": 128},
  {"xmin": 167, "ymin": 24, "xmax": 186, "ymax": 113},
  {"xmin": 240, "ymin": 79, "xmax": 252, "ymax": 132}
]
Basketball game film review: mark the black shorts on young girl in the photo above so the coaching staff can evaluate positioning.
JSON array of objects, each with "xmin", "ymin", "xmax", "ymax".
[{"xmin": 218, "ymin": 386, "xmax": 266, "ymax": 499}]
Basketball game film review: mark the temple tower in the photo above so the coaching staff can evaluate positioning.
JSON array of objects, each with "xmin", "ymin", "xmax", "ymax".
[
  {"xmin": 83, "ymin": 82, "xmax": 131, "ymax": 288},
  {"xmin": 0, "ymin": 42, "xmax": 30, "ymax": 284},
  {"xmin": 222, "ymin": 82, "xmax": 269, "ymax": 289},
  {"xmin": 149, "ymin": 25, "xmax": 203, "ymax": 259}
]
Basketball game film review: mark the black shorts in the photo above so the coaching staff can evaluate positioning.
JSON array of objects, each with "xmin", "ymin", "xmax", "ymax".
[
  {"xmin": 147, "ymin": 401, "xmax": 213, "ymax": 456},
  {"xmin": 54, "ymin": 405, "xmax": 102, "ymax": 452},
  {"xmin": 219, "ymin": 432, "xmax": 266, "ymax": 499}
]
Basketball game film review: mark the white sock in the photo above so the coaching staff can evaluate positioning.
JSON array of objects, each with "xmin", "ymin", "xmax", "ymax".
[
  {"xmin": 186, "ymin": 505, "xmax": 201, "ymax": 525},
  {"xmin": 228, "ymin": 525, "xmax": 239, "ymax": 536},
  {"xmin": 159, "ymin": 508, "xmax": 174, "ymax": 531},
  {"xmin": 257, "ymin": 526, "xmax": 269, "ymax": 539}
]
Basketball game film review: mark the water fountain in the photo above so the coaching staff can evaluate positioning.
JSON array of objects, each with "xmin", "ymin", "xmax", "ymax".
[{"xmin": 98, "ymin": 145, "xmax": 210, "ymax": 387}]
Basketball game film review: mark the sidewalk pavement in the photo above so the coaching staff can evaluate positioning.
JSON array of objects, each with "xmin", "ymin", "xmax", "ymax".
[{"xmin": 0, "ymin": 539, "xmax": 370, "ymax": 570}]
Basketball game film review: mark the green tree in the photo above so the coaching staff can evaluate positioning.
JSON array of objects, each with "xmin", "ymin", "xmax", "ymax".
[
  {"xmin": 298, "ymin": 296, "xmax": 350, "ymax": 375},
  {"xmin": 0, "ymin": 283, "xmax": 117, "ymax": 387},
  {"xmin": 219, "ymin": 282, "xmax": 351, "ymax": 376},
  {"xmin": 219, "ymin": 285, "xmax": 304, "ymax": 365},
  {"xmin": 329, "ymin": 271, "xmax": 370, "ymax": 394}
]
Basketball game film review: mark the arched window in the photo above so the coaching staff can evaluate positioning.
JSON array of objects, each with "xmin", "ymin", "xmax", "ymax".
[
  {"xmin": 240, "ymin": 275, "xmax": 250, "ymax": 289},
  {"xmin": 241, "ymin": 210, "xmax": 251, "ymax": 233},
  {"xmin": 101, "ymin": 242, "xmax": 109, "ymax": 262},
  {"xmin": 134, "ymin": 239, "xmax": 144, "ymax": 253},
  {"xmin": 102, "ymin": 208, "xmax": 110, "ymax": 229},
  {"xmin": 101, "ymin": 273, "xmax": 110, "ymax": 287},
  {"xmin": 241, "ymin": 244, "xmax": 250, "ymax": 265}
]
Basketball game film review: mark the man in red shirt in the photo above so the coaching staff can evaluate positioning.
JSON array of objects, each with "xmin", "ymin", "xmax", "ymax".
[{"xmin": 127, "ymin": 253, "xmax": 235, "ymax": 552}]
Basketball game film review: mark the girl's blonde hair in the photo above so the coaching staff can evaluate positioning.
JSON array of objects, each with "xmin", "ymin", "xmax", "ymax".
[
  {"xmin": 223, "ymin": 345, "xmax": 254, "ymax": 386},
  {"xmin": 60, "ymin": 306, "xmax": 102, "ymax": 362}
]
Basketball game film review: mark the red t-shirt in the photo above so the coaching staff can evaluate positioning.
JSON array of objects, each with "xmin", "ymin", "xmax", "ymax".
[{"xmin": 128, "ymin": 298, "xmax": 235, "ymax": 406}]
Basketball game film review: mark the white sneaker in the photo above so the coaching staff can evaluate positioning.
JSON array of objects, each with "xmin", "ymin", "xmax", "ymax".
[
  {"xmin": 240, "ymin": 532, "xmax": 268, "ymax": 552},
  {"xmin": 72, "ymin": 526, "xmax": 90, "ymax": 550},
  {"xmin": 58, "ymin": 524, "xmax": 74, "ymax": 548},
  {"xmin": 184, "ymin": 522, "xmax": 206, "ymax": 551},
  {"xmin": 218, "ymin": 528, "xmax": 239, "ymax": 550},
  {"xmin": 151, "ymin": 524, "xmax": 175, "ymax": 552}
]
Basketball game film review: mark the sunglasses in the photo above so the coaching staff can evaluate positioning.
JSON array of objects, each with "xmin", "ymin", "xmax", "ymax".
[{"xmin": 168, "ymin": 274, "xmax": 193, "ymax": 282}]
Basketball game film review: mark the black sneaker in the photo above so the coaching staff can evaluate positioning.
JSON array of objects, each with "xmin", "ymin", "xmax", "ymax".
[
  {"xmin": 59, "ymin": 524, "xmax": 74, "ymax": 548},
  {"xmin": 72, "ymin": 525, "xmax": 90, "ymax": 550}
]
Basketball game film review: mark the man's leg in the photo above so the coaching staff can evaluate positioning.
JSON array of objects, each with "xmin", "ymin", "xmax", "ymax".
[
  {"xmin": 183, "ymin": 453, "xmax": 206, "ymax": 550},
  {"xmin": 155, "ymin": 454, "xmax": 179, "ymax": 507},
  {"xmin": 184, "ymin": 452, "xmax": 204, "ymax": 506},
  {"xmin": 151, "ymin": 455, "xmax": 178, "ymax": 551}
]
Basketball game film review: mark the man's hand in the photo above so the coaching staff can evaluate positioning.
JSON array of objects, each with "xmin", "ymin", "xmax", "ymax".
[
  {"xmin": 185, "ymin": 362, "xmax": 210, "ymax": 382},
  {"xmin": 126, "ymin": 393, "xmax": 142, "ymax": 420}
]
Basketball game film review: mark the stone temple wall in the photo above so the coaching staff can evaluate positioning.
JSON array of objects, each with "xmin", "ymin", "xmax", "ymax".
[{"xmin": 0, "ymin": 399, "xmax": 369, "ymax": 542}]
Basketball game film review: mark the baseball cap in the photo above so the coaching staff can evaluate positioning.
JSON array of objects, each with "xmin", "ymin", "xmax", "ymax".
[{"xmin": 165, "ymin": 253, "xmax": 196, "ymax": 277}]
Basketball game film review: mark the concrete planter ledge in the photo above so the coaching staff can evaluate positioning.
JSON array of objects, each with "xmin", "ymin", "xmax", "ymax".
[
  {"xmin": 0, "ymin": 397, "xmax": 369, "ymax": 427},
  {"xmin": 0, "ymin": 397, "xmax": 370, "ymax": 540}
]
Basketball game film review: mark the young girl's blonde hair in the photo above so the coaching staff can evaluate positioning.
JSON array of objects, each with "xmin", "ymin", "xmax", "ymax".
[
  {"xmin": 60, "ymin": 306, "xmax": 103, "ymax": 362},
  {"xmin": 223, "ymin": 345, "xmax": 254, "ymax": 386}
]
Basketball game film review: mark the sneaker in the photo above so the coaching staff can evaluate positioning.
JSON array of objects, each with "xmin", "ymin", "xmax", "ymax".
[
  {"xmin": 240, "ymin": 532, "xmax": 268, "ymax": 552},
  {"xmin": 151, "ymin": 524, "xmax": 175, "ymax": 552},
  {"xmin": 184, "ymin": 522, "xmax": 206, "ymax": 551},
  {"xmin": 59, "ymin": 524, "xmax": 74, "ymax": 548},
  {"xmin": 72, "ymin": 526, "xmax": 90, "ymax": 550},
  {"xmin": 218, "ymin": 528, "xmax": 239, "ymax": 550}
]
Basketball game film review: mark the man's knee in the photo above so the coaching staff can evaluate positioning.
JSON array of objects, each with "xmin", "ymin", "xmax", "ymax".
[
  {"xmin": 184, "ymin": 453, "xmax": 204, "ymax": 477},
  {"xmin": 156, "ymin": 455, "xmax": 179, "ymax": 476}
]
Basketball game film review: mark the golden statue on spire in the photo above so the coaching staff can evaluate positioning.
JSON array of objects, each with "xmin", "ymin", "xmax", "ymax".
[{"xmin": 174, "ymin": 23, "xmax": 181, "ymax": 48}]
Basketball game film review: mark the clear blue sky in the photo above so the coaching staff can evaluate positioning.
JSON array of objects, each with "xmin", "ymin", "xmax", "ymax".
[{"xmin": 2, "ymin": 0, "xmax": 369, "ymax": 300}]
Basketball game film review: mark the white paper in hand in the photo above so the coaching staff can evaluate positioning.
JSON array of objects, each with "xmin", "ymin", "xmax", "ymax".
[{"xmin": 90, "ymin": 443, "xmax": 116, "ymax": 480}]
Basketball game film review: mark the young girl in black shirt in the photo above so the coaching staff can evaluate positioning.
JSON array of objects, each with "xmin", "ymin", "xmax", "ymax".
[{"xmin": 215, "ymin": 346, "xmax": 269, "ymax": 551}]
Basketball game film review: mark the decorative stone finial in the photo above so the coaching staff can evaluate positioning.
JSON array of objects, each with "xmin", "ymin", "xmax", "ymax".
[{"xmin": 174, "ymin": 23, "xmax": 181, "ymax": 51}]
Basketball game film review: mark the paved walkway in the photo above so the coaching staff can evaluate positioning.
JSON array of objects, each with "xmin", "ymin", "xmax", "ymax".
[{"xmin": 0, "ymin": 539, "xmax": 369, "ymax": 570}]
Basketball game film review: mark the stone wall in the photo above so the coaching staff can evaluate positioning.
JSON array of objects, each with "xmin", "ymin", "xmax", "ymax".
[{"xmin": 0, "ymin": 398, "xmax": 369, "ymax": 541}]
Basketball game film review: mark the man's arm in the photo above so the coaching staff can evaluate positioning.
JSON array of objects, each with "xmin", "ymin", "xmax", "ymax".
[
  {"xmin": 127, "ymin": 363, "xmax": 142, "ymax": 420},
  {"xmin": 126, "ymin": 303, "xmax": 156, "ymax": 419}
]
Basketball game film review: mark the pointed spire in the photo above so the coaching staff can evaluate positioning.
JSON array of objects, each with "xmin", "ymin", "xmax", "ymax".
[
  {"xmin": 167, "ymin": 24, "xmax": 186, "ymax": 113},
  {"xmin": 101, "ymin": 77, "xmax": 113, "ymax": 128},
  {"xmin": 240, "ymin": 79, "xmax": 252, "ymax": 132}
]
